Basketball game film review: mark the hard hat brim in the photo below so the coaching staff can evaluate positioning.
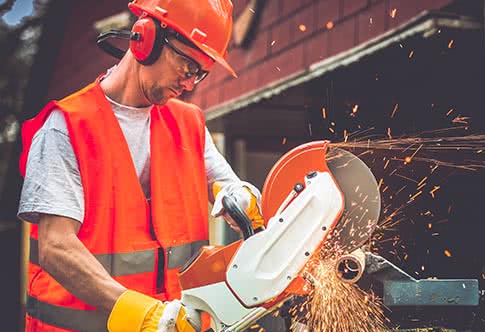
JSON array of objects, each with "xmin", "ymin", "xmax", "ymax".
[{"xmin": 196, "ymin": 42, "xmax": 238, "ymax": 78}]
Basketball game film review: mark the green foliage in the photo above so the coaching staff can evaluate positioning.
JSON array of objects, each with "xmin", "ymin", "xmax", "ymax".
[{"xmin": 0, "ymin": 0, "xmax": 50, "ymax": 194}]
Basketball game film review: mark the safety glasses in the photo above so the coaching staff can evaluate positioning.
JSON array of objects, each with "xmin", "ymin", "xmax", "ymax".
[{"xmin": 164, "ymin": 37, "xmax": 209, "ymax": 84}]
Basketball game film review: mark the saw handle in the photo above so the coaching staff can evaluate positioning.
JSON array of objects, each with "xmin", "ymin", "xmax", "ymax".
[{"xmin": 222, "ymin": 195, "xmax": 254, "ymax": 240}]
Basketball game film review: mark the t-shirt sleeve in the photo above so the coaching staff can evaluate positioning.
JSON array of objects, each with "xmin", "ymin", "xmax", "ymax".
[
  {"xmin": 17, "ymin": 110, "xmax": 85, "ymax": 223},
  {"xmin": 204, "ymin": 126, "xmax": 241, "ymax": 202}
]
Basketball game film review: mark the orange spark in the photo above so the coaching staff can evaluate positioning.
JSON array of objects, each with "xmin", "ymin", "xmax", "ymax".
[
  {"xmin": 305, "ymin": 257, "xmax": 387, "ymax": 332},
  {"xmin": 444, "ymin": 249, "xmax": 452, "ymax": 257},
  {"xmin": 384, "ymin": 159, "xmax": 390, "ymax": 169},
  {"xmin": 387, "ymin": 128, "xmax": 392, "ymax": 139},
  {"xmin": 452, "ymin": 116, "xmax": 471, "ymax": 124},
  {"xmin": 430, "ymin": 186, "xmax": 440, "ymax": 198},
  {"xmin": 409, "ymin": 190, "xmax": 423, "ymax": 201},
  {"xmin": 299, "ymin": 24, "xmax": 307, "ymax": 32},
  {"xmin": 417, "ymin": 176, "xmax": 428, "ymax": 187},
  {"xmin": 390, "ymin": 8, "xmax": 397, "ymax": 18},
  {"xmin": 417, "ymin": 182, "xmax": 427, "ymax": 191},
  {"xmin": 322, "ymin": 107, "xmax": 327, "ymax": 118},
  {"xmin": 282, "ymin": 137, "xmax": 287, "ymax": 145},
  {"xmin": 404, "ymin": 144, "xmax": 423, "ymax": 164},
  {"xmin": 270, "ymin": 40, "xmax": 276, "ymax": 46},
  {"xmin": 352, "ymin": 104, "xmax": 359, "ymax": 113},
  {"xmin": 344, "ymin": 129, "xmax": 348, "ymax": 142},
  {"xmin": 329, "ymin": 127, "xmax": 335, "ymax": 133},
  {"xmin": 408, "ymin": 50, "xmax": 414, "ymax": 58},
  {"xmin": 326, "ymin": 21, "xmax": 334, "ymax": 29},
  {"xmin": 428, "ymin": 223, "xmax": 433, "ymax": 229},
  {"xmin": 448, "ymin": 39, "xmax": 454, "ymax": 48},
  {"xmin": 391, "ymin": 103, "xmax": 399, "ymax": 118},
  {"xmin": 446, "ymin": 108, "xmax": 455, "ymax": 116}
]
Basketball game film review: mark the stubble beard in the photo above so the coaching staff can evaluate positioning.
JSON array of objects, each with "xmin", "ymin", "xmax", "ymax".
[{"xmin": 148, "ymin": 84, "xmax": 168, "ymax": 106}]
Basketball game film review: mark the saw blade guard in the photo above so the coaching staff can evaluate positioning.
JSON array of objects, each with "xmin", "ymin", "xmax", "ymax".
[
  {"xmin": 226, "ymin": 141, "xmax": 345, "ymax": 306},
  {"xmin": 261, "ymin": 141, "xmax": 335, "ymax": 222},
  {"xmin": 262, "ymin": 141, "xmax": 381, "ymax": 253}
]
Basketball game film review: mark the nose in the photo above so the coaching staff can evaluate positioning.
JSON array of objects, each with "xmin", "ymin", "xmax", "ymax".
[{"xmin": 179, "ymin": 76, "xmax": 196, "ymax": 91}]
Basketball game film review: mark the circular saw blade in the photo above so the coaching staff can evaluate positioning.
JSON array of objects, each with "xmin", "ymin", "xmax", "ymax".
[
  {"xmin": 326, "ymin": 147, "xmax": 381, "ymax": 252},
  {"xmin": 261, "ymin": 141, "xmax": 381, "ymax": 253}
]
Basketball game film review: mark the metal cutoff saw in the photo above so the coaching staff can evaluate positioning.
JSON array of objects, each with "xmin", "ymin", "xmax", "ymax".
[
  {"xmin": 177, "ymin": 141, "xmax": 382, "ymax": 331},
  {"xmin": 178, "ymin": 140, "xmax": 481, "ymax": 331}
]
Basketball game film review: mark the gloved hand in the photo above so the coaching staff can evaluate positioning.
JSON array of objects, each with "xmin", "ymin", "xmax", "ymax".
[
  {"xmin": 108, "ymin": 290, "xmax": 201, "ymax": 332},
  {"xmin": 211, "ymin": 181, "xmax": 265, "ymax": 232}
]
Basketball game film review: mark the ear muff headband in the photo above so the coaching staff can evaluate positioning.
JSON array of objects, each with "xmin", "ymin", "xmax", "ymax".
[
  {"xmin": 96, "ymin": 17, "xmax": 166, "ymax": 65},
  {"xmin": 130, "ymin": 17, "xmax": 166, "ymax": 65}
]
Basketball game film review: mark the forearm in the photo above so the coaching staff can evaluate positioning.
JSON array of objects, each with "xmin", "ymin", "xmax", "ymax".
[{"xmin": 38, "ymin": 215, "xmax": 126, "ymax": 314}]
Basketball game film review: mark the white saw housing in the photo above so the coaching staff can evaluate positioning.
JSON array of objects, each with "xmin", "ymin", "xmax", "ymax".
[{"xmin": 226, "ymin": 171, "xmax": 344, "ymax": 306}]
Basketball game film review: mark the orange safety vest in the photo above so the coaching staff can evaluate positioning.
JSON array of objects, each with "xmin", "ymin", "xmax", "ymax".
[{"xmin": 19, "ymin": 81, "xmax": 209, "ymax": 331}]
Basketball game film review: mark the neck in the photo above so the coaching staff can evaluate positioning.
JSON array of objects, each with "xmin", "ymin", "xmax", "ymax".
[{"xmin": 100, "ymin": 52, "xmax": 152, "ymax": 108}]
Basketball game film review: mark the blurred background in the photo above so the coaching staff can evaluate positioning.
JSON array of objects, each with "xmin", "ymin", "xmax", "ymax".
[{"xmin": 0, "ymin": 0, "xmax": 484, "ymax": 330}]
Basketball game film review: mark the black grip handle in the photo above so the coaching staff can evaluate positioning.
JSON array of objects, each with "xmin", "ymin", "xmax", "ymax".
[{"xmin": 221, "ymin": 195, "xmax": 254, "ymax": 240}]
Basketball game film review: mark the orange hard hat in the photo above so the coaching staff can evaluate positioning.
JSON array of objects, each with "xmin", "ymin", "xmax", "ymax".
[{"xmin": 128, "ymin": 0, "xmax": 237, "ymax": 77}]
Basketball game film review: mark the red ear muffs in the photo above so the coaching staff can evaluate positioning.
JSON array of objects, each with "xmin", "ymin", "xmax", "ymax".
[{"xmin": 130, "ymin": 17, "xmax": 165, "ymax": 65}]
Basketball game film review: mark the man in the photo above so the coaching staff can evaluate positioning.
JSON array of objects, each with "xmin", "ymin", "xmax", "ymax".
[{"xmin": 18, "ymin": 0, "xmax": 264, "ymax": 331}]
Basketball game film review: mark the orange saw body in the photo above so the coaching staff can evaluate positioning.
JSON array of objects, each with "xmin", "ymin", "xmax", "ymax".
[{"xmin": 178, "ymin": 141, "xmax": 381, "ymax": 332}]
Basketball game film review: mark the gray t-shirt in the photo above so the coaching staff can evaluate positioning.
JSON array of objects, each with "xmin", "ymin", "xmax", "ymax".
[{"xmin": 18, "ymin": 96, "xmax": 239, "ymax": 223}]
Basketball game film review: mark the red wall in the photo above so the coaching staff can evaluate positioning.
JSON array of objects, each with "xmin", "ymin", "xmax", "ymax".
[
  {"xmin": 46, "ymin": 0, "xmax": 457, "ymax": 104},
  {"xmin": 186, "ymin": 0, "xmax": 456, "ymax": 112},
  {"xmin": 46, "ymin": 1, "xmax": 126, "ymax": 100}
]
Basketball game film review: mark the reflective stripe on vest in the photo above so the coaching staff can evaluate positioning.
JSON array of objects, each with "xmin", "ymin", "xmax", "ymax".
[
  {"xmin": 27, "ymin": 294, "xmax": 107, "ymax": 332},
  {"xmin": 166, "ymin": 239, "xmax": 208, "ymax": 269},
  {"xmin": 27, "ymin": 237, "xmax": 209, "ymax": 331},
  {"xmin": 29, "ymin": 238, "xmax": 208, "ymax": 275}
]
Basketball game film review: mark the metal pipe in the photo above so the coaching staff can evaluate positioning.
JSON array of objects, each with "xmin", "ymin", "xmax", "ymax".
[{"xmin": 335, "ymin": 248, "xmax": 366, "ymax": 283}]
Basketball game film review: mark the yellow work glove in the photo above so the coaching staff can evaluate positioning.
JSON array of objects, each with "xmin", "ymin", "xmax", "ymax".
[
  {"xmin": 108, "ymin": 290, "xmax": 200, "ymax": 332},
  {"xmin": 211, "ymin": 181, "xmax": 265, "ymax": 231}
]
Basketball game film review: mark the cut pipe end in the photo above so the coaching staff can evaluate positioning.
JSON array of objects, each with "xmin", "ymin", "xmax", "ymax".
[{"xmin": 335, "ymin": 248, "xmax": 366, "ymax": 283}]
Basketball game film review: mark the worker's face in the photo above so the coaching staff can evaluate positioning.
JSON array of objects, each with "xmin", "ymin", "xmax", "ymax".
[{"xmin": 140, "ymin": 36, "xmax": 215, "ymax": 106}]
